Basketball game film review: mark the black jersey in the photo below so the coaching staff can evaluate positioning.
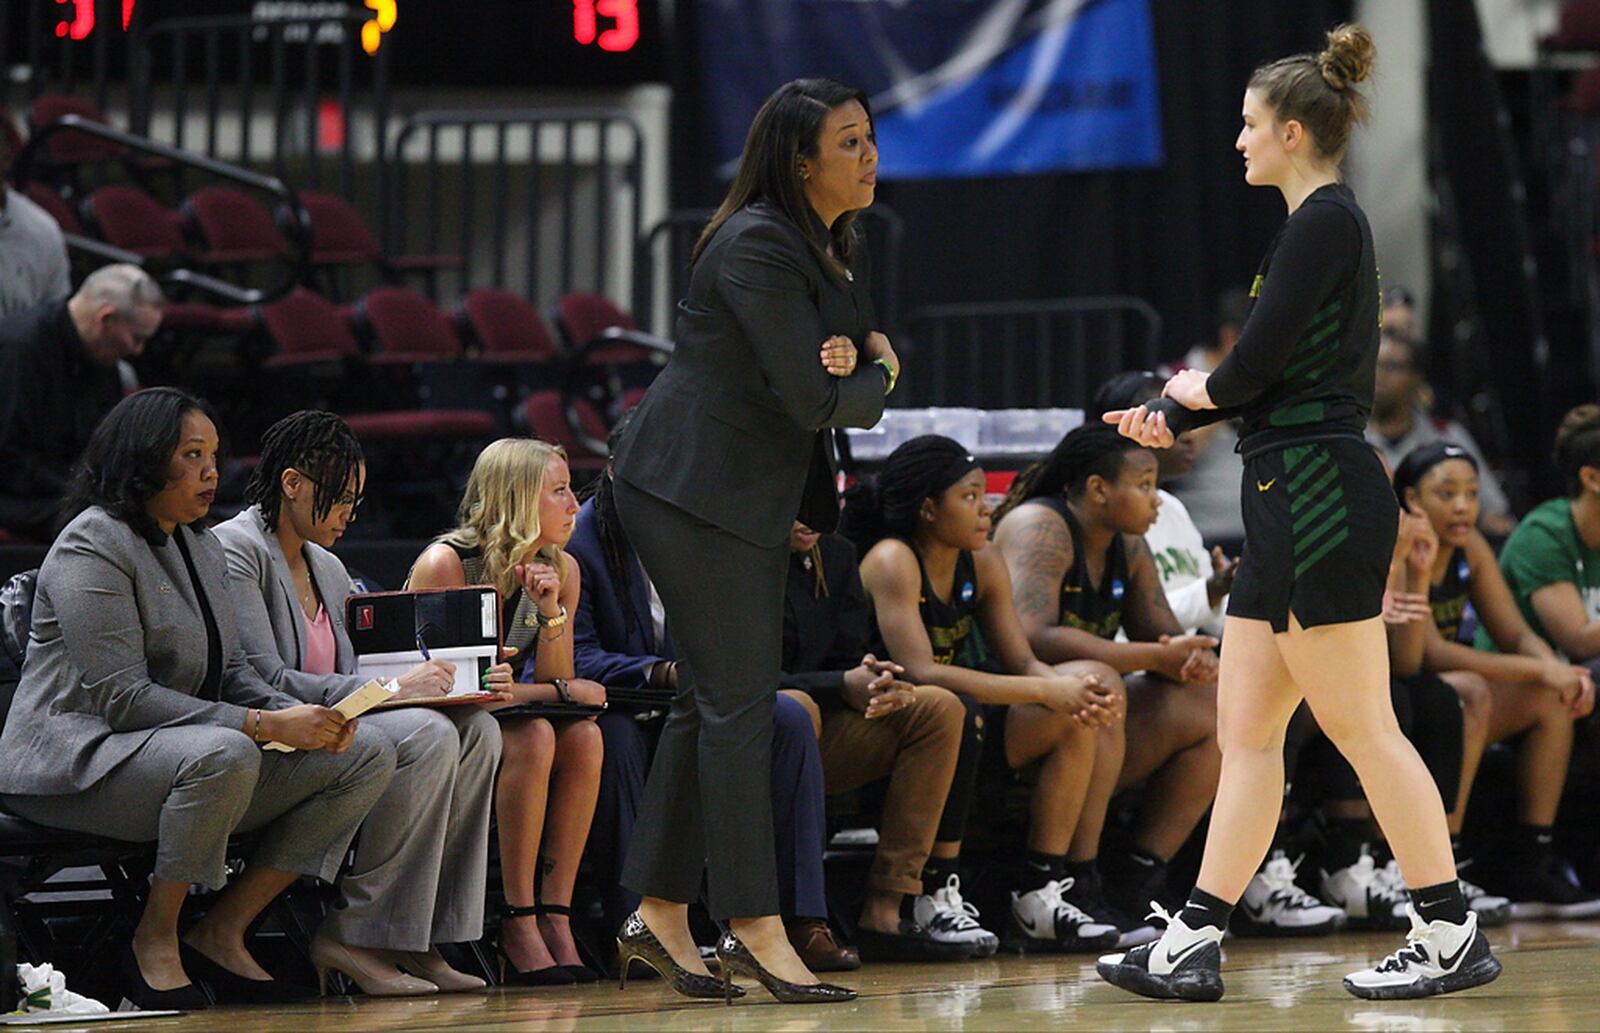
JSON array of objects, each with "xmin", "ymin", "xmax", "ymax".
[
  {"xmin": 1154, "ymin": 183, "xmax": 1380, "ymax": 456},
  {"xmin": 1027, "ymin": 497, "xmax": 1127, "ymax": 641},
  {"xmin": 871, "ymin": 542, "xmax": 980, "ymax": 666},
  {"xmin": 1430, "ymin": 547, "xmax": 1473, "ymax": 643}
]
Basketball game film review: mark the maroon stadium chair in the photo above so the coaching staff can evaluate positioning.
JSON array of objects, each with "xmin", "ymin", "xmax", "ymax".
[
  {"xmin": 518, "ymin": 389, "xmax": 608, "ymax": 471},
  {"xmin": 27, "ymin": 94, "xmax": 125, "ymax": 167},
  {"xmin": 296, "ymin": 190, "xmax": 460, "ymax": 294},
  {"xmin": 81, "ymin": 185, "xmax": 187, "ymax": 261},
  {"xmin": 184, "ymin": 186, "xmax": 291, "ymax": 265},
  {"xmin": 352, "ymin": 286, "xmax": 465, "ymax": 365},
  {"xmin": 255, "ymin": 287, "xmax": 363, "ymax": 368},
  {"xmin": 458, "ymin": 288, "xmax": 563, "ymax": 365}
]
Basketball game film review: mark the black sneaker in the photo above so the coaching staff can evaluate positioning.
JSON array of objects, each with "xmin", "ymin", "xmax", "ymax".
[
  {"xmin": 1096, "ymin": 906, "xmax": 1225, "ymax": 1002},
  {"xmin": 855, "ymin": 919, "xmax": 981, "ymax": 963},
  {"xmin": 1500, "ymin": 852, "xmax": 1600, "ymax": 920},
  {"xmin": 1076, "ymin": 866, "xmax": 1159, "ymax": 948}
]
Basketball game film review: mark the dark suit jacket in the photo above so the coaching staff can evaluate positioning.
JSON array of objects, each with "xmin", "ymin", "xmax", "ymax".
[
  {"xmin": 568, "ymin": 498, "xmax": 676, "ymax": 688},
  {"xmin": 781, "ymin": 533, "xmax": 871, "ymax": 711},
  {"xmin": 613, "ymin": 203, "xmax": 887, "ymax": 547}
]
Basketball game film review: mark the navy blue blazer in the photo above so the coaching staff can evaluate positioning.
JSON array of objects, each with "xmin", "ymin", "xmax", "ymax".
[{"xmin": 568, "ymin": 498, "xmax": 676, "ymax": 688}]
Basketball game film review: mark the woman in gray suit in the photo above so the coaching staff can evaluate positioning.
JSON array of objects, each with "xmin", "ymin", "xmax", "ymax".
[
  {"xmin": 214, "ymin": 411, "xmax": 505, "ymax": 995},
  {"xmin": 0, "ymin": 388, "xmax": 394, "ymax": 1010},
  {"xmin": 610, "ymin": 77, "xmax": 896, "ymax": 1003}
]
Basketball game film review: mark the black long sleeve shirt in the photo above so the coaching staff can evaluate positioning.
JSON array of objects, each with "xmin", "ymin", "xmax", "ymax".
[
  {"xmin": 781, "ymin": 532, "xmax": 872, "ymax": 711},
  {"xmin": 1152, "ymin": 184, "xmax": 1380, "ymax": 456},
  {"xmin": 0, "ymin": 301, "xmax": 123, "ymax": 535}
]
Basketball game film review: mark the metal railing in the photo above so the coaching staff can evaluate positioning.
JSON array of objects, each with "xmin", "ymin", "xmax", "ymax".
[
  {"xmin": 635, "ymin": 205, "xmax": 905, "ymax": 336},
  {"xmin": 12, "ymin": 115, "xmax": 308, "ymax": 306},
  {"xmin": 130, "ymin": 12, "xmax": 389, "ymax": 198},
  {"xmin": 900, "ymin": 297, "xmax": 1162, "ymax": 409},
  {"xmin": 385, "ymin": 109, "xmax": 644, "ymax": 306}
]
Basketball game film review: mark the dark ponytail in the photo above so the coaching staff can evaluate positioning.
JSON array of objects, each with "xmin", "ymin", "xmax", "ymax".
[{"xmin": 992, "ymin": 424, "xmax": 1144, "ymax": 528}]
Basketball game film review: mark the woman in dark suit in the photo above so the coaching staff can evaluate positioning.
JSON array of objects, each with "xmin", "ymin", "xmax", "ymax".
[
  {"xmin": 0, "ymin": 388, "xmax": 394, "ymax": 1009},
  {"xmin": 610, "ymin": 77, "xmax": 896, "ymax": 1004}
]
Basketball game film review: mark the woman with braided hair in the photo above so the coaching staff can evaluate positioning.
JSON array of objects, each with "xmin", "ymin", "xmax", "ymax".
[
  {"xmin": 991, "ymin": 422, "xmax": 1224, "ymax": 937},
  {"xmin": 215, "ymin": 410, "xmax": 505, "ymax": 994},
  {"xmin": 1097, "ymin": 24, "xmax": 1501, "ymax": 1001},
  {"xmin": 846, "ymin": 434, "xmax": 1129, "ymax": 955}
]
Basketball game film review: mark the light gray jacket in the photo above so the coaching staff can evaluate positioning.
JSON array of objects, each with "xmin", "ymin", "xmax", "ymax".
[
  {"xmin": 213, "ymin": 505, "xmax": 364, "ymax": 706},
  {"xmin": 0, "ymin": 507, "xmax": 298, "ymax": 795}
]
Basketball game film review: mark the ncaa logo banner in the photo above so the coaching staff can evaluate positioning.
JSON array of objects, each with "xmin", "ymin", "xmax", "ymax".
[{"xmin": 698, "ymin": 0, "xmax": 1164, "ymax": 179}]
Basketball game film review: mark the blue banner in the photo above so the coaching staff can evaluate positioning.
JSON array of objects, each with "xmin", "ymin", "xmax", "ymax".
[{"xmin": 697, "ymin": 0, "xmax": 1164, "ymax": 180}]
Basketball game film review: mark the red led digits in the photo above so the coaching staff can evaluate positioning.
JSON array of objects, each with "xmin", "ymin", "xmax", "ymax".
[{"xmin": 574, "ymin": 0, "xmax": 638, "ymax": 53}]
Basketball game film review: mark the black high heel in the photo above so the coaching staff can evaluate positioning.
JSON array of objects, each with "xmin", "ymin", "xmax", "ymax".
[
  {"xmin": 714, "ymin": 930, "xmax": 857, "ymax": 1006},
  {"xmin": 119, "ymin": 942, "xmax": 213, "ymax": 1011},
  {"xmin": 495, "ymin": 904, "xmax": 576, "ymax": 986},
  {"xmin": 178, "ymin": 943, "xmax": 316, "ymax": 1004},
  {"xmin": 616, "ymin": 910, "xmax": 741, "ymax": 1000},
  {"xmin": 535, "ymin": 903, "xmax": 600, "ymax": 984}
]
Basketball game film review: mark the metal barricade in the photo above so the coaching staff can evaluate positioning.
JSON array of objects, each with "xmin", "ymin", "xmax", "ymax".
[
  {"xmin": 130, "ymin": 11, "xmax": 389, "ymax": 197},
  {"xmin": 900, "ymin": 297, "xmax": 1162, "ymax": 409},
  {"xmin": 386, "ymin": 109, "xmax": 644, "ymax": 308}
]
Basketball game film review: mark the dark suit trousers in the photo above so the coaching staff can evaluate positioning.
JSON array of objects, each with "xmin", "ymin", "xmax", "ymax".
[
  {"xmin": 590, "ymin": 697, "xmax": 828, "ymax": 934},
  {"xmin": 614, "ymin": 476, "xmax": 787, "ymax": 919}
]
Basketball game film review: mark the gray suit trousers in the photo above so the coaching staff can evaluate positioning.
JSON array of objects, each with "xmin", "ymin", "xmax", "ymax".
[
  {"xmin": 5, "ymin": 724, "xmax": 394, "ymax": 890},
  {"xmin": 614, "ymin": 477, "xmax": 785, "ymax": 919},
  {"xmin": 320, "ymin": 706, "xmax": 501, "ymax": 950}
]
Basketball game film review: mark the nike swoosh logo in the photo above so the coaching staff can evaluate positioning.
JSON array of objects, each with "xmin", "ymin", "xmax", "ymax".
[
  {"xmin": 1257, "ymin": 479, "xmax": 1276, "ymax": 492},
  {"xmin": 1438, "ymin": 935, "xmax": 1473, "ymax": 971},
  {"xmin": 1164, "ymin": 938, "xmax": 1208, "ymax": 967}
]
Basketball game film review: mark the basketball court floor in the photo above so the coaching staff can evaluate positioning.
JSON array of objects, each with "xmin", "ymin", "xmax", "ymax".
[{"xmin": 51, "ymin": 919, "xmax": 1600, "ymax": 1032}]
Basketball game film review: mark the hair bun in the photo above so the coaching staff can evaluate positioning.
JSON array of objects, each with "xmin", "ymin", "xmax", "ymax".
[{"xmin": 1319, "ymin": 23, "xmax": 1375, "ymax": 90}]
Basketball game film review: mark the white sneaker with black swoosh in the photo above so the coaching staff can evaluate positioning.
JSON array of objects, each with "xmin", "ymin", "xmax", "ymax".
[
  {"xmin": 1095, "ymin": 905, "xmax": 1225, "ymax": 1002},
  {"xmin": 1232, "ymin": 851, "xmax": 1346, "ymax": 937},
  {"xmin": 1343, "ymin": 906, "xmax": 1501, "ymax": 1000}
]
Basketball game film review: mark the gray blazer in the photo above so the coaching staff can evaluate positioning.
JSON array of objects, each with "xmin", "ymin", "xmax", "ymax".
[
  {"xmin": 213, "ymin": 505, "xmax": 364, "ymax": 706},
  {"xmin": 0, "ymin": 507, "xmax": 298, "ymax": 795}
]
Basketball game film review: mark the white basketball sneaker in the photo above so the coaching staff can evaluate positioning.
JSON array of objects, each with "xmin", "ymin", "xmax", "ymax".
[
  {"xmin": 1232, "ymin": 851, "xmax": 1346, "ymax": 936},
  {"xmin": 1343, "ymin": 905, "xmax": 1501, "ymax": 1000},
  {"xmin": 911, "ymin": 874, "xmax": 1000, "ymax": 957},
  {"xmin": 1095, "ymin": 905, "xmax": 1225, "ymax": 1002},
  {"xmin": 1006, "ymin": 877, "xmax": 1121, "ymax": 953}
]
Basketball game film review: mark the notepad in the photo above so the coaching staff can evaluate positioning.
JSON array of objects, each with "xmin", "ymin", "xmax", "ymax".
[{"xmin": 262, "ymin": 678, "xmax": 398, "ymax": 753}]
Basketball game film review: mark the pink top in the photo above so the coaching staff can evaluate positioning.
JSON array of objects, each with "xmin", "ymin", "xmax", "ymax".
[{"xmin": 302, "ymin": 606, "xmax": 338, "ymax": 676}]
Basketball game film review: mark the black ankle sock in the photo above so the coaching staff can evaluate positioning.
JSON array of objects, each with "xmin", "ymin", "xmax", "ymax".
[
  {"xmin": 1061, "ymin": 859, "xmax": 1099, "ymax": 889},
  {"xmin": 1516, "ymin": 824, "xmax": 1555, "ymax": 859},
  {"xmin": 1178, "ymin": 888, "xmax": 1233, "ymax": 933},
  {"xmin": 1323, "ymin": 819, "xmax": 1371, "ymax": 870},
  {"xmin": 1411, "ymin": 879, "xmax": 1468, "ymax": 925},
  {"xmin": 1018, "ymin": 850, "xmax": 1066, "ymax": 893},
  {"xmin": 921, "ymin": 857, "xmax": 961, "ymax": 897}
]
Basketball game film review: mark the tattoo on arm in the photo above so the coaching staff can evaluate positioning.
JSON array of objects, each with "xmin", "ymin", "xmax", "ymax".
[{"xmin": 1003, "ymin": 513, "xmax": 1071, "ymax": 631}]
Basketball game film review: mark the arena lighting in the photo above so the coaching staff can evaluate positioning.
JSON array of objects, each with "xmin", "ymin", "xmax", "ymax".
[
  {"xmin": 361, "ymin": 0, "xmax": 397, "ymax": 56},
  {"xmin": 573, "ymin": 0, "xmax": 640, "ymax": 53}
]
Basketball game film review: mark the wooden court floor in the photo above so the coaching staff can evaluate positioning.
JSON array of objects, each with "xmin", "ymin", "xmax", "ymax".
[{"xmin": 39, "ymin": 920, "xmax": 1600, "ymax": 1031}]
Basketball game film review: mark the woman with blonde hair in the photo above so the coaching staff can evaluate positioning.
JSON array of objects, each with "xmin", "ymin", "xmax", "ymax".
[{"xmin": 410, "ymin": 438, "xmax": 605, "ymax": 985}]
